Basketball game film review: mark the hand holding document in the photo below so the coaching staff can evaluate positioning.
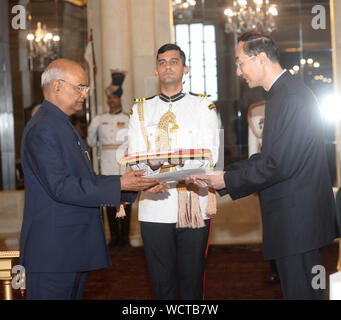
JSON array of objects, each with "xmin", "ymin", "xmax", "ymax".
[
  {"xmin": 120, "ymin": 170, "xmax": 170, "ymax": 193},
  {"xmin": 144, "ymin": 182, "xmax": 170, "ymax": 193},
  {"xmin": 119, "ymin": 149, "xmax": 213, "ymax": 174},
  {"xmin": 120, "ymin": 170, "xmax": 159, "ymax": 191},
  {"xmin": 119, "ymin": 149, "xmax": 215, "ymax": 185},
  {"xmin": 186, "ymin": 171, "xmax": 226, "ymax": 190}
]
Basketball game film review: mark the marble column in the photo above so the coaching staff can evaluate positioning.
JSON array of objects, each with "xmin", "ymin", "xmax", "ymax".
[
  {"xmin": 130, "ymin": 0, "xmax": 172, "ymax": 98},
  {"xmin": 99, "ymin": 0, "xmax": 133, "ymax": 114},
  {"xmin": 87, "ymin": 0, "xmax": 172, "ymax": 115}
]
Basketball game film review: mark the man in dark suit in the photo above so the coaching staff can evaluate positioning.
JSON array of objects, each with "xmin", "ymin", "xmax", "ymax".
[
  {"xmin": 188, "ymin": 31, "xmax": 338, "ymax": 299},
  {"xmin": 20, "ymin": 59, "xmax": 166, "ymax": 300}
]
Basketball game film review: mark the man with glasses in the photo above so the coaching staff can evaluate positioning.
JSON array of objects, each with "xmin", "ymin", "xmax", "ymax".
[
  {"xmin": 188, "ymin": 31, "xmax": 338, "ymax": 299},
  {"xmin": 20, "ymin": 59, "xmax": 166, "ymax": 299}
]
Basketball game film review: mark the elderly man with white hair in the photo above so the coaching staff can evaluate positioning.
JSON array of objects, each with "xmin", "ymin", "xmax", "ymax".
[{"xmin": 19, "ymin": 59, "xmax": 167, "ymax": 300}]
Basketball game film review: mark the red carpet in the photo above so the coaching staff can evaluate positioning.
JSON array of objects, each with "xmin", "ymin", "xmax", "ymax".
[{"xmin": 2, "ymin": 242, "xmax": 338, "ymax": 300}]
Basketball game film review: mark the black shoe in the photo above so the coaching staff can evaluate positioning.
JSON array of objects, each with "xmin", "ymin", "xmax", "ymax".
[
  {"xmin": 118, "ymin": 238, "xmax": 131, "ymax": 248},
  {"xmin": 108, "ymin": 237, "xmax": 119, "ymax": 249},
  {"xmin": 269, "ymin": 273, "xmax": 280, "ymax": 283}
]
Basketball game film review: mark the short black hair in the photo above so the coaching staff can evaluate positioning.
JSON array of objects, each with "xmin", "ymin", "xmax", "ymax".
[
  {"xmin": 238, "ymin": 31, "xmax": 280, "ymax": 63},
  {"xmin": 157, "ymin": 43, "xmax": 186, "ymax": 66}
]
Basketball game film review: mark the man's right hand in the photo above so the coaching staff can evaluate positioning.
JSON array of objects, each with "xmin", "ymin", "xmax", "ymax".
[{"xmin": 120, "ymin": 170, "xmax": 159, "ymax": 191}]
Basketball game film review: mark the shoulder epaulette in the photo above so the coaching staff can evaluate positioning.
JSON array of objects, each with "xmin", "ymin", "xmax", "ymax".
[
  {"xmin": 208, "ymin": 103, "xmax": 217, "ymax": 113},
  {"xmin": 133, "ymin": 95, "xmax": 156, "ymax": 103},
  {"xmin": 131, "ymin": 95, "xmax": 156, "ymax": 117},
  {"xmin": 189, "ymin": 92, "xmax": 211, "ymax": 98}
]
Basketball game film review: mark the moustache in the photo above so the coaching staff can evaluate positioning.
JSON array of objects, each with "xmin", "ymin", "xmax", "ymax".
[{"xmin": 162, "ymin": 71, "xmax": 175, "ymax": 75}]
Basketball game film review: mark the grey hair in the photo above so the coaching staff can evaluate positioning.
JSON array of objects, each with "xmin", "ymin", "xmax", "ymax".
[{"xmin": 41, "ymin": 67, "xmax": 66, "ymax": 88}]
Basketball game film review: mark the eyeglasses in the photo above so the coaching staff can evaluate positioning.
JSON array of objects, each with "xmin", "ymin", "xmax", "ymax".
[
  {"xmin": 57, "ymin": 79, "xmax": 90, "ymax": 94},
  {"xmin": 235, "ymin": 55, "xmax": 256, "ymax": 69}
]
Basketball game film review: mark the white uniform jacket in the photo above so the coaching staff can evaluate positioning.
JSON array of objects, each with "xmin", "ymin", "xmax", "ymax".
[
  {"xmin": 128, "ymin": 92, "xmax": 220, "ymax": 223},
  {"xmin": 87, "ymin": 112, "xmax": 130, "ymax": 175}
]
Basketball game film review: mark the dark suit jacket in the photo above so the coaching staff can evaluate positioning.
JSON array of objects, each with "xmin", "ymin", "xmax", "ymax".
[
  {"xmin": 219, "ymin": 71, "xmax": 338, "ymax": 260},
  {"xmin": 20, "ymin": 100, "xmax": 137, "ymax": 272}
]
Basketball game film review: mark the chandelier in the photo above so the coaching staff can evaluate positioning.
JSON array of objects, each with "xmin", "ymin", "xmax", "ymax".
[
  {"xmin": 288, "ymin": 58, "xmax": 332, "ymax": 84},
  {"xmin": 172, "ymin": 0, "xmax": 197, "ymax": 21},
  {"xmin": 224, "ymin": 0, "xmax": 278, "ymax": 35},
  {"xmin": 289, "ymin": 58, "xmax": 320, "ymax": 75},
  {"xmin": 26, "ymin": 21, "xmax": 61, "ymax": 70}
]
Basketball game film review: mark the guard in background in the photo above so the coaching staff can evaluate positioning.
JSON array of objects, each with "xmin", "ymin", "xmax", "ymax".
[{"xmin": 87, "ymin": 70, "xmax": 132, "ymax": 248}]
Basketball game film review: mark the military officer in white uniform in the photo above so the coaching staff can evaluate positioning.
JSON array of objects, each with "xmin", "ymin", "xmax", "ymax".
[
  {"xmin": 87, "ymin": 71, "xmax": 132, "ymax": 248},
  {"xmin": 128, "ymin": 44, "xmax": 220, "ymax": 299}
]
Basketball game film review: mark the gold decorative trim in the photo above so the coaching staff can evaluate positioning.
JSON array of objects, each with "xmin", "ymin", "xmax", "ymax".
[
  {"xmin": 190, "ymin": 92, "xmax": 210, "ymax": 98},
  {"xmin": 119, "ymin": 152, "xmax": 212, "ymax": 163},
  {"xmin": 156, "ymin": 106, "xmax": 178, "ymax": 151},
  {"xmin": 137, "ymin": 101, "xmax": 151, "ymax": 152},
  {"xmin": 208, "ymin": 103, "xmax": 217, "ymax": 112},
  {"xmin": 134, "ymin": 95, "xmax": 156, "ymax": 103},
  {"xmin": 64, "ymin": 0, "xmax": 87, "ymax": 7},
  {"xmin": 0, "ymin": 251, "xmax": 20, "ymax": 258},
  {"xmin": 134, "ymin": 98, "xmax": 146, "ymax": 103},
  {"xmin": 119, "ymin": 151, "xmax": 213, "ymax": 168}
]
